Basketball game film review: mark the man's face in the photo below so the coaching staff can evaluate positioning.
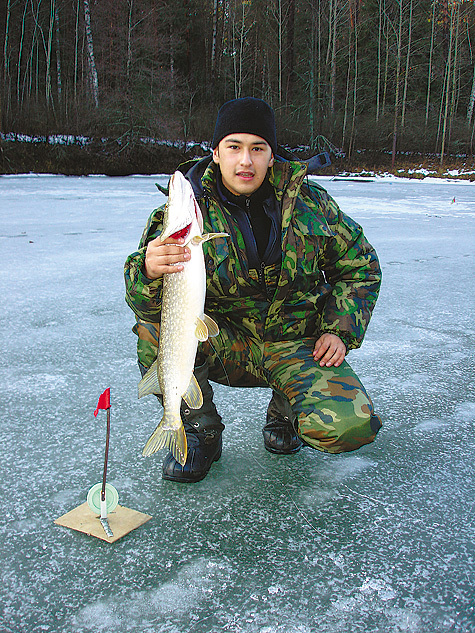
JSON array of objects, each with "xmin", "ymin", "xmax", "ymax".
[{"xmin": 212, "ymin": 133, "xmax": 274, "ymax": 196}]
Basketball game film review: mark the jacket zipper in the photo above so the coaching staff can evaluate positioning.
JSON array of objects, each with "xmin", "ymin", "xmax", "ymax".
[
  {"xmin": 245, "ymin": 197, "xmax": 270, "ymax": 298},
  {"xmin": 258, "ymin": 261, "xmax": 268, "ymax": 297}
]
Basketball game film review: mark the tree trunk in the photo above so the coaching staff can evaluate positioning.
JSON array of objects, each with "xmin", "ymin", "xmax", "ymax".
[
  {"xmin": 2, "ymin": 0, "xmax": 12, "ymax": 128},
  {"xmin": 467, "ymin": 64, "xmax": 475, "ymax": 125},
  {"xmin": 376, "ymin": 0, "xmax": 383, "ymax": 121},
  {"xmin": 391, "ymin": 0, "xmax": 403, "ymax": 170},
  {"xmin": 401, "ymin": 0, "xmax": 413, "ymax": 128},
  {"xmin": 285, "ymin": 0, "xmax": 295, "ymax": 104},
  {"xmin": 74, "ymin": 0, "xmax": 80, "ymax": 101},
  {"xmin": 329, "ymin": 0, "xmax": 338, "ymax": 113},
  {"xmin": 45, "ymin": 0, "xmax": 55, "ymax": 111},
  {"xmin": 425, "ymin": 0, "xmax": 436, "ymax": 125},
  {"xmin": 126, "ymin": 0, "xmax": 133, "ymax": 86},
  {"xmin": 54, "ymin": 4, "xmax": 62, "ymax": 109},
  {"xmin": 211, "ymin": 0, "xmax": 219, "ymax": 81},
  {"xmin": 439, "ymin": 4, "xmax": 454, "ymax": 165},
  {"xmin": 83, "ymin": 0, "xmax": 99, "ymax": 108},
  {"xmin": 17, "ymin": 0, "xmax": 29, "ymax": 108}
]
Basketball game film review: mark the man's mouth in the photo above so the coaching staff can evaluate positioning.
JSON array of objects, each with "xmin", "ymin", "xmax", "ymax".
[{"xmin": 237, "ymin": 171, "xmax": 254, "ymax": 180}]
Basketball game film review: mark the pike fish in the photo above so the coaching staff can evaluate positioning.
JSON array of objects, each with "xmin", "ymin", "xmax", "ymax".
[{"xmin": 139, "ymin": 171, "xmax": 227, "ymax": 465}]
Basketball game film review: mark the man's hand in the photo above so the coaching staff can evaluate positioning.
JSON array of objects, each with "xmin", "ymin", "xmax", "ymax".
[
  {"xmin": 313, "ymin": 333, "xmax": 346, "ymax": 368},
  {"xmin": 144, "ymin": 235, "xmax": 191, "ymax": 279}
]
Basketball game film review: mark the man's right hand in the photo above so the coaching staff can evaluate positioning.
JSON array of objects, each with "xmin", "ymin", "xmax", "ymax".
[{"xmin": 144, "ymin": 235, "xmax": 191, "ymax": 279}]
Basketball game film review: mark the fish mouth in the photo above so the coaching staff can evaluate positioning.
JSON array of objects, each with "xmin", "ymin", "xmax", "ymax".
[
  {"xmin": 160, "ymin": 172, "xmax": 203, "ymax": 240},
  {"xmin": 168, "ymin": 223, "xmax": 192, "ymax": 241},
  {"xmin": 161, "ymin": 221, "xmax": 191, "ymax": 241}
]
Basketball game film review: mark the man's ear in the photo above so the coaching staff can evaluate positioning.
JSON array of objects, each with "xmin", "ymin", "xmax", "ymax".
[
  {"xmin": 268, "ymin": 153, "xmax": 274, "ymax": 167},
  {"xmin": 212, "ymin": 147, "xmax": 220, "ymax": 164}
]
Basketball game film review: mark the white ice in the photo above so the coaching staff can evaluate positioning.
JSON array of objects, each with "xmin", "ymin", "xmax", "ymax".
[{"xmin": 0, "ymin": 173, "xmax": 474, "ymax": 632}]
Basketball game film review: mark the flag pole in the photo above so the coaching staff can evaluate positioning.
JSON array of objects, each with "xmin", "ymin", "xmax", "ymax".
[
  {"xmin": 93, "ymin": 388, "xmax": 114, "ymax": 538},
  {"xmin": 101, "ymin": 407, "xmax": 111, "ymax": 508}
]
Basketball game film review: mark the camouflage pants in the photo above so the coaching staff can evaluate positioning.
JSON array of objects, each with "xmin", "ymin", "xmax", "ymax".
[
  {"xmin": 198, "ymin": 327, "xmax": 382, "ymax": 454},
  {"xmin": 134, "ymin": 319, "xmax": 381, "ymax": 453}
]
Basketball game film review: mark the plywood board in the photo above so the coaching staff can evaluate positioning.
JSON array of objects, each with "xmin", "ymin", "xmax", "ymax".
[{"xmin": 54, "ymin": 502, "xmax": 152, "ymax": 543}]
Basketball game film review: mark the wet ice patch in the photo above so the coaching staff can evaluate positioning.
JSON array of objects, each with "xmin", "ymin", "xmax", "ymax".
[
  {"xmin": 413, "ymin": 417, "xmax": 450, "ymax": 432},
  {"xmin": 453, "ymin": 401, "xmax": 475, "ymax": 423},
  {"xmin": 66, "ymin": 558, "xmax": 232, "ymax": 633},
  {"xmin": 359, "ymin": 576, "xmax": 397, "ymax": 600},
  {"xmin": 6, "ymin": 373, "xmax": 68, "ymax": 394},
  {"xmin": 317, "ymin": 456, "xmax": 377, "ymax": 484},
  {"xmin": 324, "ymin": 579, "xmax": 423, "ymax": 633}
]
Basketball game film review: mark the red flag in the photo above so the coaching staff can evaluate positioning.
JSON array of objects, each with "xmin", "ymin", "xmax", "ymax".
[{"xmin": 94, "ymin": 388, "xmax": 111, "ymax": 417}]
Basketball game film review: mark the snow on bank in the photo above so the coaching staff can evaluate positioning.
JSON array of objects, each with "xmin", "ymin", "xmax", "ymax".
[
  {"xmin": 0, "ymin": 131, "xmax": 207, "ymax": 152},
  {"xmin": 2, "ymin": 171, "xmax": 475, "ymax": 185},
  {"xmin": 315, "ymin": 172, "xmax": 475, "ymax": 185},
  {"xmin": 2, "ymin": 132, "xmax": 474, "ymax": 181}
]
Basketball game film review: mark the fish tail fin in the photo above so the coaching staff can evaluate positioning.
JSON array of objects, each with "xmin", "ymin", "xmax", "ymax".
[{"xmin": 142, "ymin": 414, "xmax": 187, "ymax": 465}]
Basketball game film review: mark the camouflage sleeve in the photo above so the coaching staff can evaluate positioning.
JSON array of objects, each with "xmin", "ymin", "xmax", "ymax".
[
  {"xmin": 310, "ymin": 186, "xmax": 382, "ymax": 350},
  {"xmin": 123, "ymin": 205, "xmax": 165, "ymax": 323}
]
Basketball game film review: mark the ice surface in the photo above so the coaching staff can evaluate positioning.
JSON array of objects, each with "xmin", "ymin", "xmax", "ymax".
[{"xmin": 1, "ymin": 173, "xmax": 474, "ymax": 632}]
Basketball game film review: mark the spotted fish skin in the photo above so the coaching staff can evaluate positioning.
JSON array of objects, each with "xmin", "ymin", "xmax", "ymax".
[{"xmin": 139, "ymin": 171, "xmax": 227, "ymax": 465}]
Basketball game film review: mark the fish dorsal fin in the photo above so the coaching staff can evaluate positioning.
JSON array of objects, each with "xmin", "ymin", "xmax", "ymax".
[
  {"xmin": 195, "ymin": 316, "xmax": 209, "ymax": 342},
  {"xmin": 202, "ymin": 314, "xmax": 219, "ymax": 338},
  {"xmin": 138, "ymin": 360, "xmax": 162, "ymax": 398},
  {"xmin": 183, "ymin": 373, "xmax": 203, "ymax": 409}
]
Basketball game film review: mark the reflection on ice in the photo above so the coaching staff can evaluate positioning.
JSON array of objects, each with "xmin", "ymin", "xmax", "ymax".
[{"xmin": 0, "ymin": 174, "xmax": 474, "ymax": 632}]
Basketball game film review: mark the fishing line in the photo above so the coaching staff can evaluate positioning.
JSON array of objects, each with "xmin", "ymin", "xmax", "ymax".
[
  {"xmin": 208, "ymin": 339, "xmax": 232, "ymax": 388},
  {"xmin": 248, "ymin": 452, "xmax": 327, "ymax": 540}
]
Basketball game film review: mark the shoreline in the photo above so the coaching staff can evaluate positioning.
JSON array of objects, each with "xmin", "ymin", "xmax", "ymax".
[{"xmin": 1, "ymin": 136, "xmax": 474, "ymax": 181}]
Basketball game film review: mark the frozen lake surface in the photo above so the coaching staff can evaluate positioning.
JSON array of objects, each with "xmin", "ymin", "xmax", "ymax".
[{"xmin": 1, "ymin": 172, "xmax": 474, "ymax": 632}]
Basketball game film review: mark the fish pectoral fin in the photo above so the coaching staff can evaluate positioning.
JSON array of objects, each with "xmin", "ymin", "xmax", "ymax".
[
  {"xmin": 142, "ymin": 414, "xmax": 187, "ymax": 465},
  {"xmin": 195, "ymin": 316, "xmax": 209, "ymax": 342},
  {"xmin": 138, "ymin": 360, "xmax": 162, "ymax": 398},
  {"xmin": 192, "ymin": 232, "xmax": 229, "ymax": 245},
  {"xmin": 196, "ymin": 314, "xmax": 219, "ymax": 340},
  {"xmin": 183, "ymin": 373, "xmax": 203, "ymax": 409},
  {"xmin": 202, "ymin": 314, "xmax": 219, "ymax": 337}
]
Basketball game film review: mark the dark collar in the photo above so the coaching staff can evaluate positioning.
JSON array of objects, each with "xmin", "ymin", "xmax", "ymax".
[{"xmin": 217, "ymin": 173, "xmax": 273, "ymax": 210}]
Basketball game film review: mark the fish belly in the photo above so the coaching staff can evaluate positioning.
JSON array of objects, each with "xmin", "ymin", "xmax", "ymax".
[{"xmin": 158, "ymin": 248, "xmax": 206, "ymax": 412}]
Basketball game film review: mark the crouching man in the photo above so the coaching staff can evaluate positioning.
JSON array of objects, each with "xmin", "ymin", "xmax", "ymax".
[{"xmin": 124, "ymin": 97, "xmax": 382, "ymax": 483}]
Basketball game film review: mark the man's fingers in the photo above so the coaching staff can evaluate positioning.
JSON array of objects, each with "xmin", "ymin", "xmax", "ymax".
[
  {"xmin": 313, "ymin": 334, "xmax": 346, "ymax": 368},
  {"xmin": 144, "ymin": 239, "xmax": 190, "ymax": 279}
]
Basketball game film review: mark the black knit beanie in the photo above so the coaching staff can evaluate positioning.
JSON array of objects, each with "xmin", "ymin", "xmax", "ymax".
[{"xmin": 212, "ymin": 97, "xmax": 277, "ymax": 155}]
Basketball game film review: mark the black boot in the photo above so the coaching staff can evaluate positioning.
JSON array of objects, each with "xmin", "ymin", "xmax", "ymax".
[
  {"xmin": 162, "ymin": 362, "xmax": 224, "ymax": 483},
  {"xmin": 162, "ymin": 423, "xmax": 222, "ymax": 483},
  {"xmin": 263, "ymin": 391, "xmax": 302, "ymax": 454}
]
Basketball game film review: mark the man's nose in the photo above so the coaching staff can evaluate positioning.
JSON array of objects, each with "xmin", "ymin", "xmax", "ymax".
[{"xmin": 240, "ymin": 149, "xmax": 252, "ymax": 166}]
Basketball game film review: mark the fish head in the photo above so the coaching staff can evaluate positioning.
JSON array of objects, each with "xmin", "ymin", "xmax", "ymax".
[{"xmin": 160, "ymin": 171, "xmax": 203, "ymax": 243}]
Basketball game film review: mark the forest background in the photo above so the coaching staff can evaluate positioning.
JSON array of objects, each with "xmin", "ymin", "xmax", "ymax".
[{"xmin": 1, "ymin": 0, "xmax": 475, "ymax": 175}]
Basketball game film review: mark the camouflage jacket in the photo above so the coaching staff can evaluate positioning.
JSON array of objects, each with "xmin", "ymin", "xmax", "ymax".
[{"xmin": 124, "ymin": 158, "xmax": 381, "ymax": 368}]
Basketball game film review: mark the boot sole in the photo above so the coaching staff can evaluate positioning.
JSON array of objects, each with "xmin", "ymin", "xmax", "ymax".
[{"xmin": 264, "ymin": 443, "xmax": 302, "ymax": 455}]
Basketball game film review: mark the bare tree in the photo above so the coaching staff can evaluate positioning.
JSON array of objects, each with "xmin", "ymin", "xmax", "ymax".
[
  {"xmin": 83, "ymin": 0, "xmax": 99, "ymax": 108},
  {"xmin": 2, "ymin": 0, "xmax": 13, "ymax": 126},
  {"xmin": 54, "ymin": 3, "xmax": 61, "ymax": 110},
  {"xmin": 391, "ymin": 0, "xmax": 404, "ymax": 169},
  {"xmin": 468, "ymin": 63, "xmax": 475, "ymax": 125},
  {"xmin": 401, "ymin": 0, "xmax": 413, "ymax": 128},
  {"xmin": 439, "ymin": 1, "xmax": 455, "ymax": 165},
  {"xmin": 425, "ymin": 0, "xmax": 436, "ymax": 126}
]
